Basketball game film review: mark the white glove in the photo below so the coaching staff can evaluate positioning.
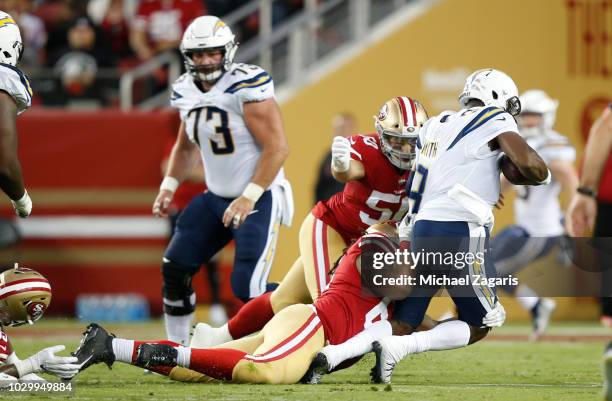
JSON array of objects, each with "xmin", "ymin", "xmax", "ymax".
[
  {"xmin": 13, "ymin": 345, "xmax": 78, "ymax": 377},
  {"xmin": 482, "ymin": 301, "xmax": 506, "ymax": 328},
  {"xmin": 42, "ymin": 363, "xmax": 80, "ymax": 380},
  {"xmin": 20, "ymin": 373, "xmax": 47, "ymax": 382},
  {"xmin": 331, "ymin": 136, "xmax": 352, "ymax": 173},
  {"xmin": 10, "ymin": 190, "xmax": 32, "ymax": 218}
]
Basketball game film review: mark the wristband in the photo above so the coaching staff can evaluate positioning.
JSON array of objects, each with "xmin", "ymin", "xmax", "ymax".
[
  {"xmin": 160, "ymin": 176, "xmax": 179, "ymax": 193},
  {"xmin": 576, "ymin": 186, "xmax": 598, "ymax": 198},
  {"xmin": 242, "ymin": 183, "xmax": 265, "ymax": 203},
  {"xmin": 537, "ymin": 169, "xmax": 552, "ymax": 185},
  {"xmin": 13, "ymin": 357, "xmax": 36, "ymax": 377}
]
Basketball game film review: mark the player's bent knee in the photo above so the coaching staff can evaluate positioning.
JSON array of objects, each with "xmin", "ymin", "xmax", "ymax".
[{"xmin": 162, "ymin": 260, "xmax": 197, "ymax": 316}]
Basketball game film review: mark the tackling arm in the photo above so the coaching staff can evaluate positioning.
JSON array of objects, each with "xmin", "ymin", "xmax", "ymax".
[{"xmin": 496, "ymin": 132, "xmax": 549, "ymax": 184}]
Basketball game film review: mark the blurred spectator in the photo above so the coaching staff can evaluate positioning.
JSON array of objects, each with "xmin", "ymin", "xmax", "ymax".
[
  {"xmin": 129, "ymin": 0, "xmax": 205, "ymax": 62},
  {"xmin": 87, "ymin": 0, "xmax": 139, "ymax": 60},
  {"xmin": 567, "ymin": 104, "xmax": 612, "ymax": 327},
  {"xmin": 313, "ymin": 112, "xmax": 356, "ymax": 204},
  {"xmin": 43, "ymin": 0, "xmax": 89, "ymax": 59},
  {"xmin": 0, "ymin": 0, "xmax": 47, "ymax": 67},
  {"xmin": 44, "ymin": 17, "xmax": 116, "ymax": 106}
]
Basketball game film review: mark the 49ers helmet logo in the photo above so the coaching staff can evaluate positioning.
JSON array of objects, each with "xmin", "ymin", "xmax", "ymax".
[
  {"xmin": 378, "ymin": 104, "xmax": 389, "ymax": 121},
  {"xmin": 26, "ymin": 302, "xmax": 46, "ymax": 321}
]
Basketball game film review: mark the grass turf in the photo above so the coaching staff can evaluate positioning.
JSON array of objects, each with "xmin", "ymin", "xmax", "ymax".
[{"xmin": 3, "ymin": 320, "xmax": 607, "ymax": 401}]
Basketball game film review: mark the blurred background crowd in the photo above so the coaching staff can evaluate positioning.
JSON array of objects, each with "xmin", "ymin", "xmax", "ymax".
[{"xmin": 1, "ymin": 0, "xmax": 306, "ymax": 107}]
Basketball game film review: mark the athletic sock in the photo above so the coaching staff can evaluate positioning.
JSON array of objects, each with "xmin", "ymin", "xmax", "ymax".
[
  {"xmin": 164, "ymin": 312, "xmax": 194, "ymax": 345},
  {"xmin": 111, "ymin": 338, "xmax": 135, "ymax": 363},
  {"xmin": 398, "ymin": 320, "xmax": 471, "ymax": 356},
  {"xmin": 515, "ymin": 284, "xmax": 540, "ymax": 311},
  {"xmin": 324, "ymin": 320, "xmax": 392, "ymax": 369},
  {"xmin": 188, "ymin": 348, "xmax": 247, "ymax": 380},
  {"xmin": 227, "ymin": 292, "xmax": 274, "ymax": 339}
]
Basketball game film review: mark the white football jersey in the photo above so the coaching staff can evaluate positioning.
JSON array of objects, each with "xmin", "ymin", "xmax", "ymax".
[
  {"xmin": 513, "ymin": 131, "xmax": 575, "ymax": 236},
  {"xmin": 0, "ymin": 63, "xmax": 32, "ymax": 115},
  {"xmin": 170, "ymin": 63, "xmax": 285, "ymax": 198},
  {"xmin": 410, "ymin": 106, "xmax": 518, "ymax": 224}
]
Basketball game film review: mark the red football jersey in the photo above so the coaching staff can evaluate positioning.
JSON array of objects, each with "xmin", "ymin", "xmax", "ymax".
[
  {"xmin": 312, "ymin": 134, "xmax": 409, "ymax": 243},
  {"xmin": 314, "ymin": 233, "xmax": 393, "ymax": 345},
  {"xmin": 0, "ymin": 328, "xmax": 13, "ymax": 364}
]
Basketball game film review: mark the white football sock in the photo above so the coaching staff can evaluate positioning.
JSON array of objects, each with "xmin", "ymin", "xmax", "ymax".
[
  {"xmin": 323, "ymin": 320, "xmax": 392, "ymax": 370},
  {"xmin": 112, "ymin": 338, "xmax": 135, "ymax": 364},
  {"xmin": 175, "ymin": 346, "xmax": 191, "ymax": 368},
  {"xmin": 398, "ymin": 320, "xmax": 471, "ymax": 356},
  {"xmin": 515, "ymin": 285, "xmax": 539, "ymax": 311},
  {"xmin": 164, "ymin": 312, "xmax": 194, "ymax": 346}
]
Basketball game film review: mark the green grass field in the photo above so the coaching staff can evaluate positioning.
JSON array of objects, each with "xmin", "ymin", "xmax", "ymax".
[{"xmin": 4, "ymin": 320, "xmax": 609, "ymax": 401}]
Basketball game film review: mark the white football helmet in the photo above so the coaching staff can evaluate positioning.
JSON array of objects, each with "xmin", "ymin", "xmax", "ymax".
[
  {"xmin": 0, "ymin": 11, "xmax": 23, "ymax": 67},
  {"xmin": 180, "ymin": 16, "xmax": 237, "ymax": 83},
  {"xmin": 374, "ymin": 96, "xmax": 429, "ymax": 170},
  {"xmin": 459, "ymin": 69, "xmax": 521, "ymax": 116},
  {"xmin": 518, "ymin": 89, "xmax": 559, "ymax": 138}
]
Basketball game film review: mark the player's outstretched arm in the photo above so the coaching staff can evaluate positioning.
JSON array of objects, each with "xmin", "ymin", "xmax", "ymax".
[
  {"xmin": 223, "ymin": 98, "xmax": 289, "ymax": 228},
  {"xmin": 497, "ymin": 131, "xmax": 549, "ymax": 184},
  {"xmin": 243, "ymin": 98, "xmax": 289, "ymax": 188},
  {"xmin": 566, "ymin": 106, "xmax": 612, "ymax": 236},
  {"xmin": 0, "ymin": 91, "xmax": 30, "ymax": 217},
  {"xmin": 153, "ymin": 122, "xmax": 199, "ymax": 217},
  {"xmin": 330, "ymin": 136, "xmax": 364, "ymax": 182}
]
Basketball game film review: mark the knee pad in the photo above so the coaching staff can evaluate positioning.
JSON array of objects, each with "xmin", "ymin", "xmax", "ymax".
[{"xmin": 162, "ymin": 260, "xmax": 197, "ymax": 316}]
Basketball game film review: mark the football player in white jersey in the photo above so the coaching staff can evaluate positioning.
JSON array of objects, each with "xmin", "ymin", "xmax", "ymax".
[
  {"xmin": 360, "ymin": 69, "xmax": 550, "ymax": 383},
  {"xmin": 152, "ymin": 16, "xmax": 293, "ymax": 346},
  {"xmin": 0, "ymin": 11, "xmax": 33, "ymax": 218},
  {"xmin": 492, "ymin": 90, "xmax": 578, "ymax": 340}
]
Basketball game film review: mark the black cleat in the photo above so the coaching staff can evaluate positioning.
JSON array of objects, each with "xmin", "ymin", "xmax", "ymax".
[
  {"xmin": 370, "ymin": 341, "xmax": 385, "ymax": 384},
  {"xmin": 134, "ymin": 344, "xmax": 178, "ymax": 369},
  {"xmin": 301, "ymin": 352, "xmax": 330, "ymax": 384},
  {"xmin": 72, "ymin": 323, "xmax": 116, "ymax": 373}
]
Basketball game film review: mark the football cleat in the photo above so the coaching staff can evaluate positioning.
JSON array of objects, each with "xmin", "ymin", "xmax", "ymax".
[
  {"xmin": 604, "ymin": 342, "xmax": 612, "ymax": 401},
  {"xmin": 72, "ymin": 323, "xmax": 116, "ymax": 372},
  {"xmin": 370, "ymin": 339, "xmax": 404, "ymax": 384},
  {"xmin": 301, "ymin": 352, "xmax": 330, "ymax": 384},
  {"xmin": 134, "ymin": 344, "xmax": 178, "ymax": 369},
  {"xmin": 530, "ymin": 298, "xmax": 556, "ymax": 341}
]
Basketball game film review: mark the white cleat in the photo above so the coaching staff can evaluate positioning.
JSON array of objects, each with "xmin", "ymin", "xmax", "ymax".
[
  {"xmin": 371, "ymin": 338, "xmax": 405, "ymax": 384},
  {"xmin": 190, "ymin": 322, "xmax": 230, "ymax": 348},
  {"xmin": 530, "ymin": 298, "xmax": 556, "ymax": 341},
  {"xmin": 209, "ymin": 304, "xmax": 228, "ymax": 327},
  {"xmin": 604, "ymin": 342, "xmax": 612, "ymax": 401}
]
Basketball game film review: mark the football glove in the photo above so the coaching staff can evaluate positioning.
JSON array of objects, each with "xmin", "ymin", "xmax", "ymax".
[
  {"xmin": 331, "ymin": 136, "xmax": 351, "ymax": 173},
  {"xmin": 482, "ymin": 301, "xmax": 506, "ymax": 328},
  {"xmin": 11, "ymin": 190, "xmax": 32, "ymax": 218}
]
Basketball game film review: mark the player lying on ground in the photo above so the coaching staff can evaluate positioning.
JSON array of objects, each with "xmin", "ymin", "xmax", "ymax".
[
  {"xmin": 68, "ymin": 222, "xmax": 415, "ymax": 384},
  {"xmin": 0, "ymin": 266, "xmax": 79, "ymax": 385},
  {"xmin": 305, "ymin": 69, "xmax": 550, "ymax": 385},
  {"xmin": 191, "ymin": 96, "xmax": 429, "ymax": 349}
]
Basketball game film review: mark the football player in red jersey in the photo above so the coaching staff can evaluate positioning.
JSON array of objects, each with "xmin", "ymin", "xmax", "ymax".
[
  {"xmin": 69, "ymin": 222, "xmax": 411, "ymax": 384},
  {"xmin": 187, "ymin": 97, "xmax": 429, "ymax": 349},
  {"xmin": 0, "ymin": 266, "xmax": 79, "ymax": 384}
]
